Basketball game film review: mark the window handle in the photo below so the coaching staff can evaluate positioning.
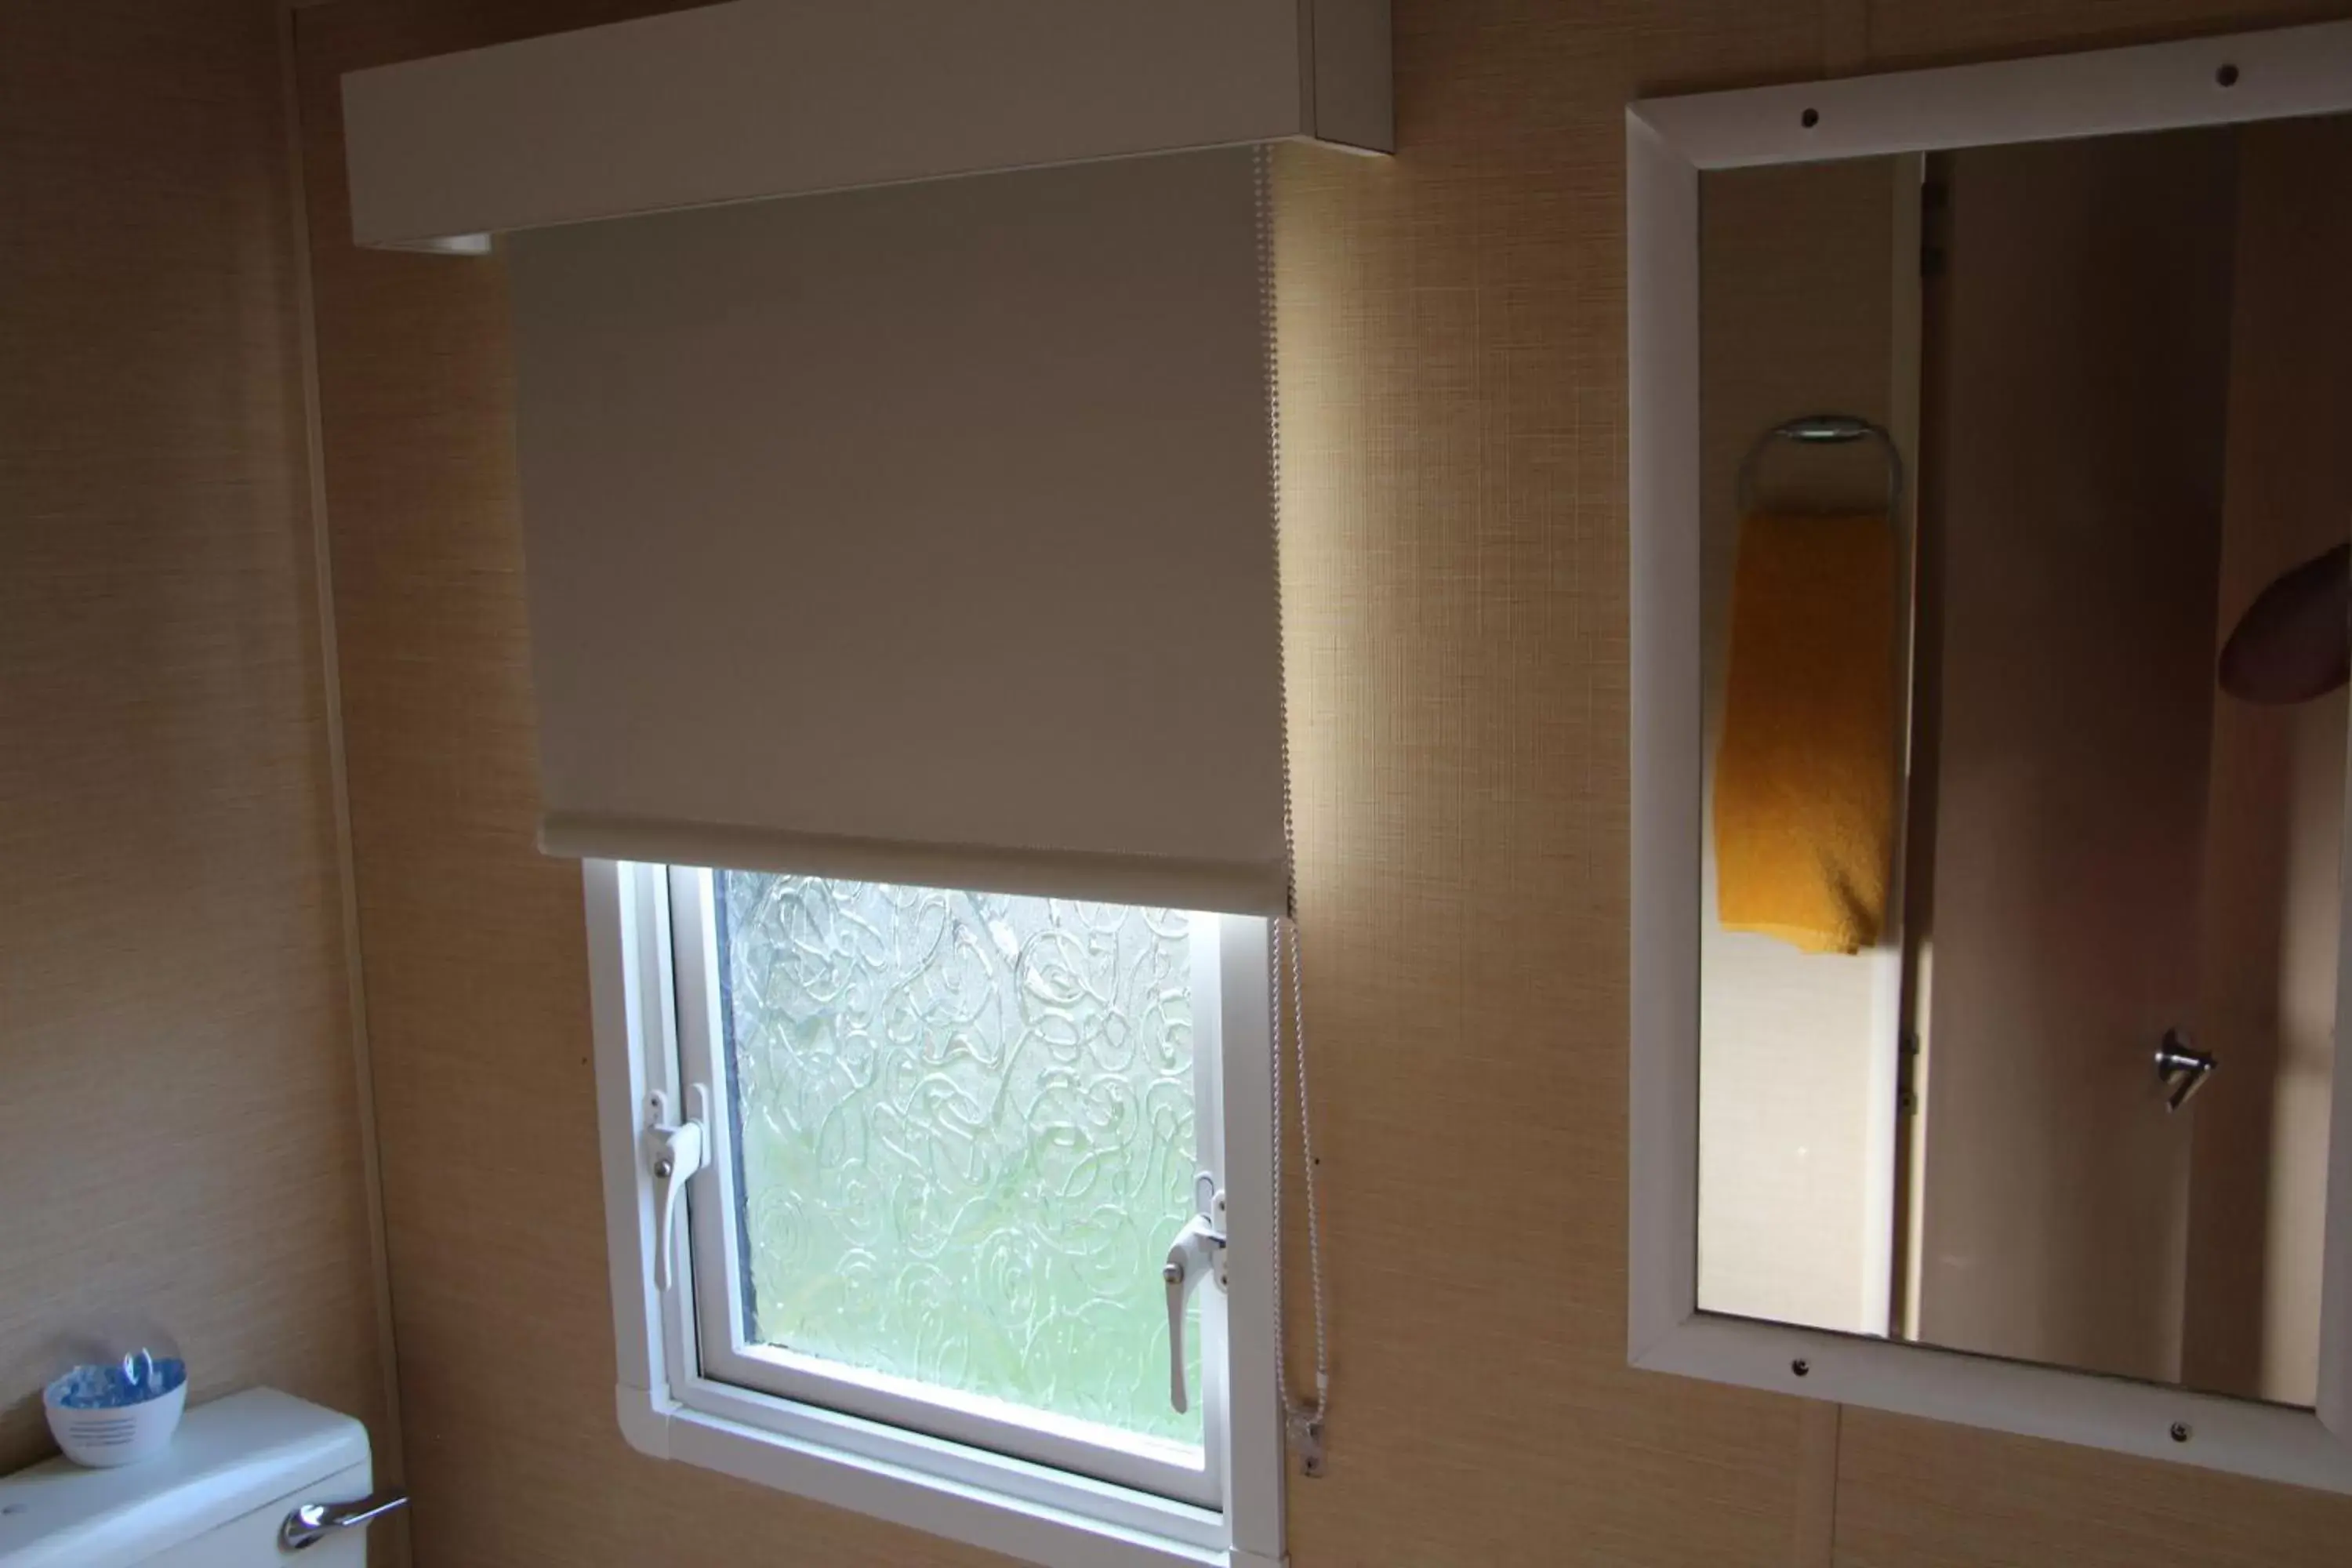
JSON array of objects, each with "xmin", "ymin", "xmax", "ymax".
[
  {"xmin": 647, "ymin": 1085, "xmax": 710, "ymax": 1292},
  {"xmin": 1161, "ymin": 1175, "xmax": 1227, "ymax": 1414}
]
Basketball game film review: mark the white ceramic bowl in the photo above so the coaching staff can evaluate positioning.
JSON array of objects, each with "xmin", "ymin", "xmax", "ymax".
[{"xmin": 43, "ymin": 1356, "xmax": 187, "ymax": 1468}]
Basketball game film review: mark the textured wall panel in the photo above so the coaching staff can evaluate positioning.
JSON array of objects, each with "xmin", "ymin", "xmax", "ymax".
[{"xmin": 0, "ymin": 0, "xmax": 384, "ymax": 1494}]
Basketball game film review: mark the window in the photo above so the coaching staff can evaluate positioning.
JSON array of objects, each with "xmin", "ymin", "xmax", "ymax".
[{"xmin": 586, "ymin": 860, "xmax": 1284, "ymax": 1568}]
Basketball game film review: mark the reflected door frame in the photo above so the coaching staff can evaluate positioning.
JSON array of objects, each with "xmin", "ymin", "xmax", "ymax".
[{"xmin": 1628, "ymin": 19, "xmax": 2352, "ymax": 1495}]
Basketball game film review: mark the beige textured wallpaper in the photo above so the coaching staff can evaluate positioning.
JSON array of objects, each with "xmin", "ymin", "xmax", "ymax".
[
  {"xmin": 293, "ymin": 0, "xmax": 2352, "ymax": 1564},
  {"xmin": 0, "ymin": 0, "xmax": 386, "ymax": 1490}
]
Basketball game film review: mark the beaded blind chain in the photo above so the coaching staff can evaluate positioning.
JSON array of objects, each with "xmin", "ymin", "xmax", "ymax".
[{"xmin": 1256, "ymin": 143, "xmax": 1330, "ymax": 1478}]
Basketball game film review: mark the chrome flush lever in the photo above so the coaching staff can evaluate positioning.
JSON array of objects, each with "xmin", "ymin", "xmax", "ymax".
[
  {"xmin": 2156, "ymin": 1029, "xmax": 2216, "ymax": 1112},
  {"xmin": 279, "ymin": 1488, "xmax": 408, "ymax": 1551},
  {"xmin": 1162, "ymin": 1173, "xmax": 1228, "ymax": 1414},
  {"xmin": 647, "ymin": 1085, "xmax": 710, "ymax": 1290}
]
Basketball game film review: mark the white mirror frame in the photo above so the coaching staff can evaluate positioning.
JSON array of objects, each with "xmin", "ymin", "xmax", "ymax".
[{"xmin": 1628, "ymin": 20, "xmax": 2352, "ymax": 1493}]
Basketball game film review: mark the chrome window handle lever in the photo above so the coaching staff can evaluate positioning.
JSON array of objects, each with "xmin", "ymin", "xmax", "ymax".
[
  {"xmin": 646, "ymin": 1085, "xmax": 711, "ymax": 1290},
  {"xmin": 1162, "ymin": 1174, "xmax": 1227, "ymax": 1414},
  {"xmin": 279, "ymin": 1488, "xmax": 408, "ymax": 1551}
]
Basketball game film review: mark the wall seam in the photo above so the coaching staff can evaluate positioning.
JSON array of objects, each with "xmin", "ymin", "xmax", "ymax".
[
  {"xmin": 1794, "ymin": 1402, "xmax": 1843, "ymax": 1566},
  {"xmin": 274, "ymin": 3, "xmax": 410, "ymax": 1559}
]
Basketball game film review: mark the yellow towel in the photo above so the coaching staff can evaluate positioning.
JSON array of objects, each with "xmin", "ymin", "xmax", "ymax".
[{"xmin": 1714, "ymin": 512, "xmax": 1898, "ymax": 955}]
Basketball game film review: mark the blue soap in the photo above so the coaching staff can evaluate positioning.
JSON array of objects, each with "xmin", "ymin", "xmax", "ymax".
[{"xmin": 46, "ymin": 1355, "xmax": 187, "ymax": 1410}]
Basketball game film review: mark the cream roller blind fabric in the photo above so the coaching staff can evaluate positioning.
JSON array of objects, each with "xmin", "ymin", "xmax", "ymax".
[{"xmin": 508, "ymin": 148, "xmax": 1289, "ymax": 914}]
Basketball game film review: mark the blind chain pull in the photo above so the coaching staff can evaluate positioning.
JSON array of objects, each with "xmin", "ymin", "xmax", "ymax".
[
  {"xmin": 1258, "ymin": 143, "xmax": 1329, "ymax": 1479},
  {"xmin": 1269, "ymin": 914, "xmax": 1329, "ymax": 1476}
]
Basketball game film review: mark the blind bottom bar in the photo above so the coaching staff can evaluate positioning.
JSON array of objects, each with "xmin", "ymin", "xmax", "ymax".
[{"xmin": 540, "ymin": 812, "xmax": 1290, "ymax": 918}]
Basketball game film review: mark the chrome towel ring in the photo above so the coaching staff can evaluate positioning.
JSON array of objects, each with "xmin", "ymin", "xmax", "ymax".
[{"xmin": 1735, "ymin": 413, "xmax": 1905, "ymax": 519}]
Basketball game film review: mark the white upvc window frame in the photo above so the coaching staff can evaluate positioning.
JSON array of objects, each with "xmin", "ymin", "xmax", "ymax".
[
  {"xmin": 583, "ymin": 858, "xmax": 1288, "ymax": 1568},
  {"xmin": 1628, "ymin": 19, "xmax": 2352, "ymax": 1496}
]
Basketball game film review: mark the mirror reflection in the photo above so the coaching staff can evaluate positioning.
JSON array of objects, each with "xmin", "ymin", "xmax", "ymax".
[{"xmin": 1696, "ymin": 115, "xmax": 2352, "ymax": 1407}]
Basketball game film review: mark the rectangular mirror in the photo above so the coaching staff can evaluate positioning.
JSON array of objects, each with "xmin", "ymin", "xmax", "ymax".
[{"xmin": 1630, "ymin": 21, "xmax": 2352, "ymax": 1493}]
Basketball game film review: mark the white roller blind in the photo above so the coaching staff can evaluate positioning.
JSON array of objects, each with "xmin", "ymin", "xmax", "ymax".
[{"xmin": 509, "ymin": 149, "xmax": 1289, "ymax": 914}]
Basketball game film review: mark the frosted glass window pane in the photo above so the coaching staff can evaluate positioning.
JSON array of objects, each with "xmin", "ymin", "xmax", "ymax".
[{"xmin": 715, "ymin": 873, "xmax": 1203, "ymax": 1446}]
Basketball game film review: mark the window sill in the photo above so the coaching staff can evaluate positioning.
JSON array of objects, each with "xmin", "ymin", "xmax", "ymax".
[{"xmin": 615, "ymin": 1381, "xmax": 1279, "ymax": 1568}]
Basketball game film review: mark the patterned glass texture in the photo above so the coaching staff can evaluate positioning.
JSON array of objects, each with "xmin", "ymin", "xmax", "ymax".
[{"xmin": 716, "ymin": 873, "xmax": 1203, "ymax": 1446}]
